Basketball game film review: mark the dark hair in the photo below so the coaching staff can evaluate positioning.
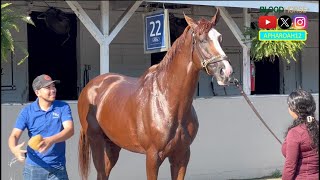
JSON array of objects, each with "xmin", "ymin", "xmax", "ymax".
[{"xmin": 285, "ymin": 89, "xmax": 319, "ymax": 153}]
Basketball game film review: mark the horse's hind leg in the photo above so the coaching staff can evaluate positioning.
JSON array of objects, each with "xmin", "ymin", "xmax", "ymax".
[
  {"xmin": 88, "ymin": 125, "xmax": 121, "ymax": 180},
  {"xmin": 169, "ymin": 148, "xmax": 190, "ymax": 180},
  {"xmin": 88, "ymin": 130, "xmax": 121, "ymax": 180},
  {"xmin": 87, "ymin": 123, "xmax": 107, "ymax": 180},
  {"xmin": 87, "ymin": 109, "xmax": 121, "ymax": 180},
  {"xmin": 104, "ymin": 137, "xmax": 121, "ymax": 177}
]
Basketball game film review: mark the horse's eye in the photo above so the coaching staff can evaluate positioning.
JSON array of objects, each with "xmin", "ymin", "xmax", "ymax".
[{"xmin": 200, "ymin": 39, "xmax": 207, "ymax": 43}]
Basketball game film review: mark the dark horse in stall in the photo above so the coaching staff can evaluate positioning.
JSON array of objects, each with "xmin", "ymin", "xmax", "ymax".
[{"xmin": 78, "ymin": 9, "xmax": 233, "ymax": 180}]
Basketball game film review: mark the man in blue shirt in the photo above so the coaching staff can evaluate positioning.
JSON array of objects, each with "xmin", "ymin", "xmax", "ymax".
[{"xmin": 8, "ymin": 74, "xmax": 74, "ymax": 180}]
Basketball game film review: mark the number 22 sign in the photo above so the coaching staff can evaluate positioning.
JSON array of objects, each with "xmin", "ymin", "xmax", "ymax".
[{"xmin": 143, "ymin": 9, "xmax": 171, "ymax": 54}]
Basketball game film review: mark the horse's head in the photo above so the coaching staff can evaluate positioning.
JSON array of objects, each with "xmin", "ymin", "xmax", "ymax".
[{"xmin": 184, "ymin": 8, "xmax": 233, "ymax": 86}]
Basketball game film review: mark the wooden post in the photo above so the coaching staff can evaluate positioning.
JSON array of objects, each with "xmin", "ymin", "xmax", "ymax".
[
  {"xmin": 100, "ymin": 1, "xmax": 109, "ymax": 74},
  {"xmin": 65, "ymin": 1, "xmax": 104, "ymax": 45},
  {"xmin": 243, "ymin": 8, "xmax": 251, "ymax": 95}
]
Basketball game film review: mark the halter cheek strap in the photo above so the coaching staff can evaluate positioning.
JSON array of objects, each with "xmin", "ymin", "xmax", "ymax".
[{"xmin": 192, "ymin": 33, "xmax": 228, "ymax": 75}]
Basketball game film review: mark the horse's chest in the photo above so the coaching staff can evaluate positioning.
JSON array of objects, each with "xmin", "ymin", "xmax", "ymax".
[
  {"xmin": 174, "ymin": 124, "xmax": 194, "ymax": 144},
  {"xmin": 150, "ymin": 112, "xmax": 198, "ymax": 144},
  {"xmin": 157, "ymin": 124, "xmax": 195, "ymax": 159}
]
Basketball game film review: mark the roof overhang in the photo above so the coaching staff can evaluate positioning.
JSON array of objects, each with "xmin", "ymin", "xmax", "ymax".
[{"xmin": 146, "ymin": 1, "xmax": 319, "ymax": 13}]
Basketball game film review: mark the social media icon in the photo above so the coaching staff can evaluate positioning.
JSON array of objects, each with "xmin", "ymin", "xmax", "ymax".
[
  {"xmin": 258, "ymin": 16, "xmax": 277, "ymax": 29},
  {"xmin": 293, "ymin": 15, "xmax": 308, "ymax": 29},
  {"xmin": 278, "ymin": 15, "xmax": 292, "ymax": 29}
]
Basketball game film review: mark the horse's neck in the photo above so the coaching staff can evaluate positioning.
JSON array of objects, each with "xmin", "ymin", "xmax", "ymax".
[{"xmin": 154, "ymin": 34, "xmax": 200, "ymax": 107}]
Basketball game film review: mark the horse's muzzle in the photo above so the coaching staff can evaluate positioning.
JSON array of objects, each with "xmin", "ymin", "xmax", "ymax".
[{"xmin": 209, "ymin": 59, "xmax": 233, "ymax": 86}]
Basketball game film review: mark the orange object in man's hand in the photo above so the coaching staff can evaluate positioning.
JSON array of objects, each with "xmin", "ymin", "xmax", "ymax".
[{"xmin": 28, "ymin": 134, "xmax": 43, "ymax": 151}]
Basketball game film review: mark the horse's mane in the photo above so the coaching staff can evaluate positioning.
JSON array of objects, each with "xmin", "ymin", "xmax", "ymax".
[
  {"xmin": 141, "ymin": 17, "xmax": 213, "ymax": 78},
  {"xmin": 156, "ymin": 26, "xmax": 190, "ymax": 72}
]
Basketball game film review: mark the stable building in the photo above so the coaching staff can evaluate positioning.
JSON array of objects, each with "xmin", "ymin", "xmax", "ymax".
[{"xmin": 1, "ymin": 1, "xmax": 319, "ymax": 179}]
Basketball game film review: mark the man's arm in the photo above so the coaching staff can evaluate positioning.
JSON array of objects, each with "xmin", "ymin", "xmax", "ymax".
[
  {"xmin": 8, "ymin": 128, "xmax": 27, "ymax": 162},
  {"xmin": 38, "ymin": 120, "xmax": 74, "ymax": 153}
]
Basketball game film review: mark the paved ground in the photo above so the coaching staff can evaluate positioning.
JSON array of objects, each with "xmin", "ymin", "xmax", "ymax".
[
  {"xmin": 231, "ymin": 177, "xmax": 281, "ymax": 180},
  {"xmin": 242, "ymin": 178, "xmax": 281, "ymax": 180}
]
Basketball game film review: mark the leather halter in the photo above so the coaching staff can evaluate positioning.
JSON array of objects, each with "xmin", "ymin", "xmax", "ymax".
[{"xmin": 191, "ymin": 31, "xmax": 228, "ymax": 75}]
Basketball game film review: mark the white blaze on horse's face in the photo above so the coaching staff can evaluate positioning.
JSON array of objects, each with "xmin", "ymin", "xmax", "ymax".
[
  {"xmin": 208, "ymin": 28, "xmax": 233, "ymax": 85},
  {"xmin": 208, "ymin": 28, "xmax": 225, "ymax": 57}
]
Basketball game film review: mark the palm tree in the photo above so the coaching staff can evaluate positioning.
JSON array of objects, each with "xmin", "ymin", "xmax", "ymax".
[{"xmin": 1, "ymin": 3, "xmax": 35, "ymax": 65}]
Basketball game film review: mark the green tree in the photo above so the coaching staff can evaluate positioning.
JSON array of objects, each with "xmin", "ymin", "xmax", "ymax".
[{"xmin": 1, "ymin": 3, "xmax": 35, "ymax": 65}]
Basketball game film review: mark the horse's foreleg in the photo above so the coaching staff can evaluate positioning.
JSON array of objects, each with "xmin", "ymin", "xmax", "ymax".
[
  {"xmin": 146, "ymin": 148, "xmax": 163, "ymax": 180},
  {"xmin": 169, "ymin": 148, "xmax": 190, "ymax": 180}
]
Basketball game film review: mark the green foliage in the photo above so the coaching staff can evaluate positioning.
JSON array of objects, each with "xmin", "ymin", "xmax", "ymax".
[
  {"xmin": 229, "ymin": 169, "xmax": 282, "ymax": 179},
  {"xmin": 243, "ymin": 25, "xmax": 305, "ymax": 64},
  {"xmin": 1, "ymin": 3, "xmax": 35, "ymax": 65},
  {"xmin": 270, "ymin": 169, "xmax": 282, "ymax": 178}
]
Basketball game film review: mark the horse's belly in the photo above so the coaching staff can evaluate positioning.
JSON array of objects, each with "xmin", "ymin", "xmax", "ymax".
[
  {"xmin": 87, "ymin": 76, "xmax": 145, "ymax": 152},
  {"xmin": 97, "ymin": 103, "xmax": 145, "ymax": 153}
]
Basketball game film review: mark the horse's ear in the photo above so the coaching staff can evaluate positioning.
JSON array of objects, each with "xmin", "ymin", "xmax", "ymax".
[
  {"xmin": 211, "ymin": 7, "xmax": 220, "ymax": 26},
  {"xmin": 184, "ymin": 13, "xmax": 197, "ymax": 30}
]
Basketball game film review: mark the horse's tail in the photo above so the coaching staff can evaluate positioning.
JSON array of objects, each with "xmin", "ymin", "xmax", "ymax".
[{"xmin": 78, "ymin": 128, "xmax": 90, "ymax": 180}]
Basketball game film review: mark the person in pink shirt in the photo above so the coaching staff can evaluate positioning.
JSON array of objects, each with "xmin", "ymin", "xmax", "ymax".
[{"xmin": 282, "ymin": 89, "xmax": 319, "ymax": 180}]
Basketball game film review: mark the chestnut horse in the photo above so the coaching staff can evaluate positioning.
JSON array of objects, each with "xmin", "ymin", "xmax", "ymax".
[{"xmin": 78, "ymin": 9, "xmax": 233, "ymax": 180}]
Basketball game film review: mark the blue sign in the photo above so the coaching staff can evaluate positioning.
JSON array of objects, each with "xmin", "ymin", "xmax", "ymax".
[{"xmin": 143, "ymin": 9, "xmax": 170, "ymax": 53}]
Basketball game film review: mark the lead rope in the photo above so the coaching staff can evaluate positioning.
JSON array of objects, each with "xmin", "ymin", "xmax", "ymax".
[{"xmin": 231, "ymin": 78, "xmax": 282, "ymax": 145}]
